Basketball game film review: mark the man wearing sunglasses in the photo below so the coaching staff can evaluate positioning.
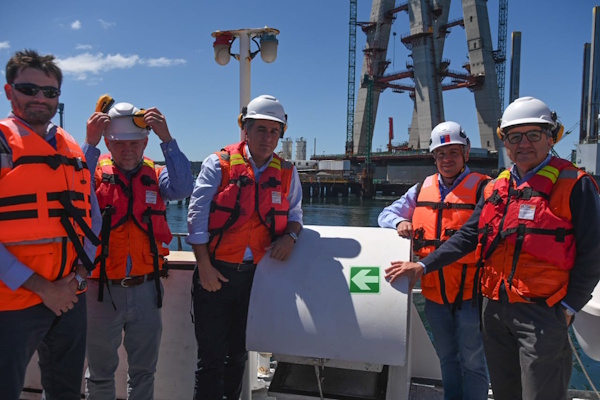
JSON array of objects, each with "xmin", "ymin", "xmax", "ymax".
[
  {"xmin": 0, "ymin": 49, "xmax": 101, "ymax": 399},
  {"xmin": 83, "ymin": 100, "xmax": 194, "ymax": 399},
  {"xmin": 385, "ymin": 96, "xmax": 600, "ymax": 400}
]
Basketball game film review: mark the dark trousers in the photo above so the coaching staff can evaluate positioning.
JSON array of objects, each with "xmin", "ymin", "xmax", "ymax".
[
  {"xmin": 0, "ymin": 293, "xmax": 87, "ymax": 400},
  {"xmin": 482, "ymin": 291, "xmax": 572, "ymax": 400},
  {"xmin": 192, "ymin": 262, "xmax": 255, "ymax": 400}
]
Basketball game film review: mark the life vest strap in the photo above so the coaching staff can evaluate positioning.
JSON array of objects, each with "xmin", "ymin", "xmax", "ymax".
[
  {"xmin": 14, "ymin": 154, "xmax": 88, "ymax": 171},
  {"xmin": 416, "ymin": 201, "xmax": 476, "ymax": 210},
  {"xmin": 500, "ymin": 226, "xmax": 574, "ymax": 243}
]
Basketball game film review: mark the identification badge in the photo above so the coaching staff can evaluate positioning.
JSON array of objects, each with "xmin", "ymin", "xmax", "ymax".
[
  {"xmin": 272, "ymin": 191, "xmax": 282, "ymax": 205},
  {"xmin": 146, "ymin": 190, "xmax": 158, "ymax": 205},
  {"xmin": 518, "ymin": 204, "xmax": 536, "ymax": 221}
]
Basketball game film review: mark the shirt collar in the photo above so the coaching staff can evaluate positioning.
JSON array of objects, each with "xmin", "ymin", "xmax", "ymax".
[
  {"xmin": 8, "ymin": 112, "xmax": 57, "ymax": 140},
  {"xmin": 437, "ymin": 165, "xmax": 471, "ymax": 191},
  {"xmin": 509, "ymin": 154, "xmax": 552, "ymax": 185},
  {"xmin": 244, "ymin": 143, "xmax": 272, "ymax": 173}
]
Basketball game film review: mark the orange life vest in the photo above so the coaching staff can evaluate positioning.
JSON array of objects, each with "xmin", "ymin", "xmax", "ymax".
[
  {"xmin": 208, "ymin": 142, "xmax": 292, "ymax": 264},
  {"xmin": 478, "ymin": 158, "xmax": 595, "ymax": 307},
  {"xmin": 92, "ymin": 155, "xmax": 171, "ymax": 281},
  {"xmin": 413, "ymin": 172, "xmax": 489, "ymax": 307},
  {"xmin": 0, "ymin": 118, "xmax": 94, "ymax": 311}
]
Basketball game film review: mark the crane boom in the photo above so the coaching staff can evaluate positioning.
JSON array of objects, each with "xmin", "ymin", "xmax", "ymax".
[
  {"xmin": 495, "ymin": 0, "xmax": 508, "ymax": 110},
  {"xmin": 346, "ymin": 0, "xmax": 357, "ymax": 156}
]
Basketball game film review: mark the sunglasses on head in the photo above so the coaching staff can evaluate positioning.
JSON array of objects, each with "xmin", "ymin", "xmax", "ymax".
[
  {"xmin": 504, "ymin": 130, "xmax": 546, "ymax": 144},
  {"xmin": 12, "ymin": 83, "xmax": 61, "ymax": 99}
]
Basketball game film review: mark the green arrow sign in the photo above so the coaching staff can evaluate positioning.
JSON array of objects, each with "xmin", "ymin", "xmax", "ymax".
[{"xmin": 349, "ymin": 267, "xmax": 380, "ymax": 294}]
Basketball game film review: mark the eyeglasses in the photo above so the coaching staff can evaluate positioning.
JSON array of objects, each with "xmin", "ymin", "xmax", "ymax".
[
  {"xmin": 12, "ymin": 83, "xmax": 61, "ymax": 99},
  {"xmin": 504, "ymin": 130, "xmax": 546, "ymax": 144}
]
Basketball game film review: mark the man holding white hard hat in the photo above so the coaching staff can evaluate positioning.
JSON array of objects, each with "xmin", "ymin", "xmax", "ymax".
[{"xmin": 83, "ymin": 97, "xmax": 194, "ymax": 399}]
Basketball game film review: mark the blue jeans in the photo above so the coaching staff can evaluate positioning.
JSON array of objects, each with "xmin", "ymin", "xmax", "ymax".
[
  {"xmin": 192, "ymin": 262, "xmax": 256, "ymax": 400},
  {"xmin": 424, "ymin": 299, "xmax": 489, "ymax": 400},
  {"xmin": 0, "ymin": 293, "xmax": 87, "ymax": 400},
  {"xmin": 85, "ymin": 280, "xmax": 163, "ymax": 400}
]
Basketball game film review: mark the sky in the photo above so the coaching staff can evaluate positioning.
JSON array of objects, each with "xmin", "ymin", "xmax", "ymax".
[{"xmin": 0, "ymin": 0, "xmax": 598, "ymax": 162}]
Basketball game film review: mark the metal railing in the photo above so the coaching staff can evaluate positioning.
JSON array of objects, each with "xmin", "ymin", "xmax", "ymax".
[{"xmin": 172, "ymin": 232, "xmax": 188, "ymax": 251}]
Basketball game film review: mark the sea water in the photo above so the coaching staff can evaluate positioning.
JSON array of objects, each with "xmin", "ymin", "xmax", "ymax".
[{"xmin": 165, "ymin": 196, "xmax": 600, "ymax": 392}]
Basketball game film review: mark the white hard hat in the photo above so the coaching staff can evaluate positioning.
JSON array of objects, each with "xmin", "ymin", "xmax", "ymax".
[
  {"xmin": 242, "ymin": 95, "xmax": 287, "ymax": 126},
  {"xmin": 105, "ymin": 102, "xmax": 150, "ymax": 141},
  {"xmin": 429, "ymin": 121, "xmax": 469, "ymax": 152},
  {"xmin": 498, "ymin": 96, "xmax": 557, "ymax": 133}
]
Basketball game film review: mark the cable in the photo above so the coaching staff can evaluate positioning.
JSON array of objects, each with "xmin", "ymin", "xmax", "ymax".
[{"xmin": 568, "ymin": 330, "xmax": 600, "ymax": 399}]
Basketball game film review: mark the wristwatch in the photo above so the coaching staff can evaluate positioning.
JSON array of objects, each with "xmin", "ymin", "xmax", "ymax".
[
  {"xmin": 287, "ymin": 231, "xmax": 298, "ymax": 243},
  {"xmin": 74, "ymin": 274, "xmax": 87, "ymax": 291}
]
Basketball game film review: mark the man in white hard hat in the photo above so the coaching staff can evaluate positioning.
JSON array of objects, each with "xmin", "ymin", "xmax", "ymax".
[
  {"xmin": 83, "ymin": 99, "xmax": 194, "ymax": 399},
  {"xmin": 386, "ymin": 97, "xmax": 600, "ymax": 400},
  {"xmin": 186, "ymin": 94, "xmax": 303, "ymax": 400},
  {"xmin": 379, "ymin": 121, "xmax": 490, "ymax": 399}
]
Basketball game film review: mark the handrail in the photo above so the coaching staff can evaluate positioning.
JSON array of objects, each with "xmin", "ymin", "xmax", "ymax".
[{"xmin": 172, "ymin": 232, "xmax": 187, "ymax": 251}]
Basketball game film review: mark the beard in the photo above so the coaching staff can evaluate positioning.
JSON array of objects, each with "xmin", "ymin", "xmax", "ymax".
[{"xmin": 13, "ymin": 98, "xmax": 57, "ymax": 126}]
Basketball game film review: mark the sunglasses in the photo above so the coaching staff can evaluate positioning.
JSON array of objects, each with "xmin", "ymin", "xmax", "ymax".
[
  {"xmin": 12, "ymin": 83, "xmax": 61, "ymax": 99},
  {"xmin": 504, "ymin": 130, "xmax": 546, "ymax": 145}
]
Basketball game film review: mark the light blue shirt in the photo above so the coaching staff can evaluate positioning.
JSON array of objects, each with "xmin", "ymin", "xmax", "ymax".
[
  {"xmin": 186, "ymin": 144, "xmax": 303, "ymax": 260},
  {"xmin": 0, "ymin": 116, "xmax": 102, "ymax": 290}
]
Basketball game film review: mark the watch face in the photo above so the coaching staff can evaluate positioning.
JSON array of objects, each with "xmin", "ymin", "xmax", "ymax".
[{"xmin": 75, "ymin": 275, "xmax": 87, "ymax": 291}]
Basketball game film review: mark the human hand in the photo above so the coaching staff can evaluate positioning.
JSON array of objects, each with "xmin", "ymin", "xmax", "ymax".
[
  {"xmin": 562, "ymin": 308, "xmax": 574, "ymax": 326},
  {"xmin": 86, "ymin": 112, "xmax": 110, "ymax": 146},
  {"xmin": 384, "ymin": 261, "xmax": 424, "ymax": 290},
  {"xmin": 396, "ymin": 221, "xmax": 413, "ymax": 238},
  {"xmin": 144, "ymin": 107, "xmax": 173, "ymax": 143},
  {"xmin": 267, "ymin": 234, "xmax": 295, "ymax": 261},
  {"xmin": 31, "ymin": 272, "xmax": 79, "ymax": 316},
  {"xmin": 197, "ymin": 260, "xmax": 228, "ymax": 292}
]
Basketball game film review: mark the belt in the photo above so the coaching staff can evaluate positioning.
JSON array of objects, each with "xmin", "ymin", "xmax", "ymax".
[
  {"xmin": 90, "ymin": 270, "xmax": 169, "ymax": 288},
  {"xmin": 213, "ymin": 259, "xmax": 257, "ymax": 272}
]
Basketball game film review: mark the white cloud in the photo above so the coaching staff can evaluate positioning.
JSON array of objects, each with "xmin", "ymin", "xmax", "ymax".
[
  {"xmin": 56, "ymin": 52, "xmax": 139, "ymax": 79},
  {"xmin": 0, "ymin": 41, "xmax": 10, "ymax": 50},
  {"xmin": 71, "ymin": 20, "xmax": 81, "ymax": 30},
  {"xmin": 141, "ymin": 57, "xmax": 187, "ymax": 67},
  {"xmin": 56, "ymin": 52, "xmax": 187, "ymax": 80},
  {"xmin": 98, "ymin": 19, "xmax": 115, "ymax": 29},
  {"xmin": 76, "ymin": 44, "xmax": 92, "ymax": 50}
]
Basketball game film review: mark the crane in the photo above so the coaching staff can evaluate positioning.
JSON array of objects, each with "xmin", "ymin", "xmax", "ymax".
[
  {"xmin": 495, "ymin": 0, "xmax": 508, "ymax": 110},
  {"xmin": 346, "ymin": 0, "xmax": 358, "ymax": 156}
]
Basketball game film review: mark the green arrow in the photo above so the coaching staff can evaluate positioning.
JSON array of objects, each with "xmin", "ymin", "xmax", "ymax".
[{"xmin": 350, "ymin": 267, "xmax": 380, "ymax": 293}]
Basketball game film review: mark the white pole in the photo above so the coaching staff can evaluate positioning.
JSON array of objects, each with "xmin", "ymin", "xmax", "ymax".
[{"xmin": 239, "ymin": 31, "xmax": 252, "ymax": 143}]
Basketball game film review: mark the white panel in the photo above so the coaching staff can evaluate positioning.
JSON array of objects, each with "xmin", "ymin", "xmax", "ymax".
[{"xmin": 247, "ymin": 225, "xmax": 412, "ymax": 366}]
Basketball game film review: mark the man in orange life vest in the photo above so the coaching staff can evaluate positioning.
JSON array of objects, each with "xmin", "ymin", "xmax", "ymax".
[
  {"xmin": 379, "ymin": 121, "xmax": 490, "ymax": 400},
  {"xmin": 0, "ymin": 49, "xmax": 101, "ymax": 400},
  {"xmin": 386, "ymin": 97, "xmax": 600, "ymax": 400},
  {"xmin": 83, "ymin": 100, "xmax": 193, "ymax": 399},
  {"xmin": 186, "ymin": 94, "xmax": 303, "ymax": 400}
]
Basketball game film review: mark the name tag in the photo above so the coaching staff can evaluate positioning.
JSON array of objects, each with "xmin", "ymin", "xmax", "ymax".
[
  {"xmin": 146, "ymin": 190, "xmax": 158, "ymax": 205},
  {"xmin": 272, "ymin": 191, "xmax": 282, "ymax": 205},
  {"xmin": 518, "ymin": 204, "xmax": 535, "ymax": 221}
]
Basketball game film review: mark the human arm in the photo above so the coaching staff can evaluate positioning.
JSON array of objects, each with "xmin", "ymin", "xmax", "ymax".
[
  {"xmin": 186, "ymin": 154, "xmax": 228, "ymax": 291},
  {"xmin": 157, "ymin": 140, "xmax": 194, "ymax": 201},
  {"xmin": 562, "ymin": 176, "xmax": 600, "ymax": 313},
  {"xmin": 378, "ymin": 183, "xmax": 419, "ymax": 238}
]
